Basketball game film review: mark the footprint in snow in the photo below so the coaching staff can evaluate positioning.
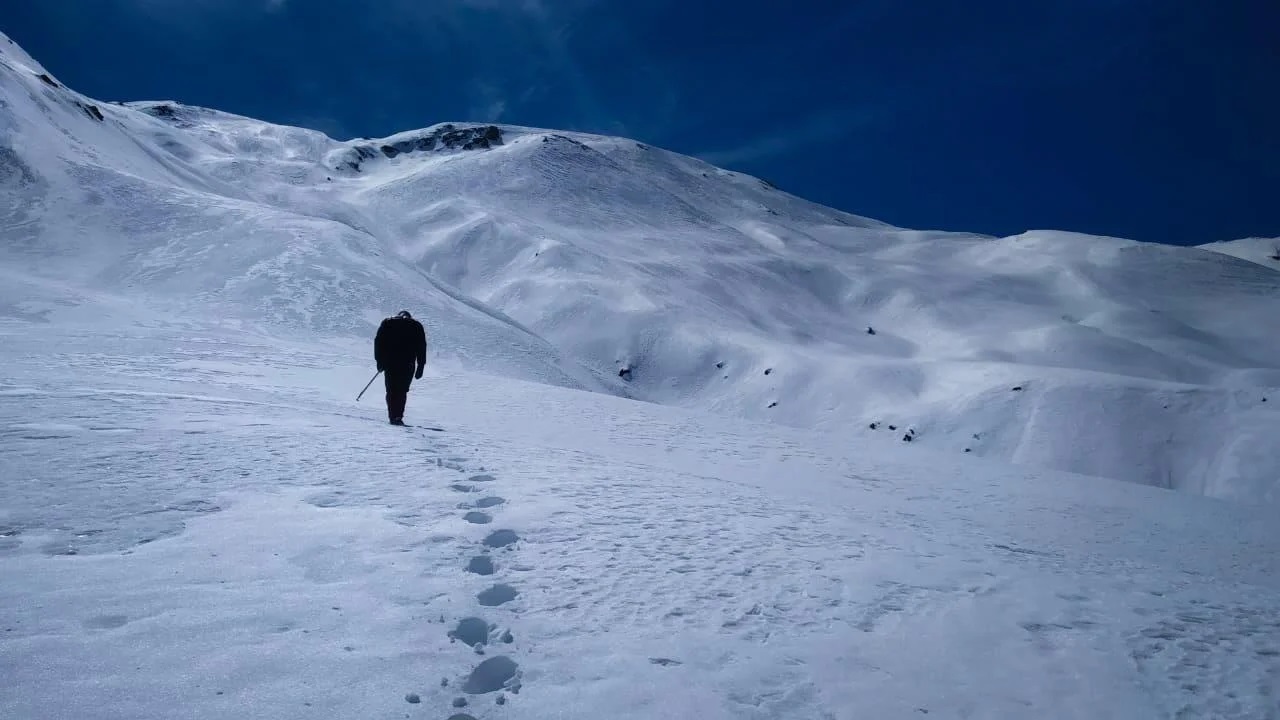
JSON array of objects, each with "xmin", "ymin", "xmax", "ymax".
[
  {"xmin": 450, "ymin": 483, "xmax": 476, "ymax": 493},
  {"xmin": 83, "ymin": 614, "xmax": 130, "ymax": 630},
  {"xmin": 474, "ymin": 496, "xmax": 505, "ymax": 508},
  {"xmin": 483, "ymin": 529, "xmax": 519, "ymax": 548},
  {"xmin": 463, "ymin": 656, "xmax": 520, "ymax": 694},
  {"xmin": 466, "ymin": 555, "xmax": 495, "ymax": 575},
  {"xmin": 468, "ymin": 474, "xmax": 496, "ymax": 483},
  {"xmin": 449, "ymin": 617, "xmax": 492, "ymax": 647},
  {"xmin": 477, "ymin": 584, "xmax": 518, "ymax": 607},
  {"xmin": 463, "ymin": 511, "xmax": 492, "ymax": 524},
  {"xmin": 303, "ymin": 492, "xmax": 345, "ymax": 508}
]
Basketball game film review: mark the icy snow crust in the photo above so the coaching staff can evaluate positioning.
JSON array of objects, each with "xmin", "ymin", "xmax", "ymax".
[{"xmin": 2, "ymin": 32, "xmax": 1280, "ymax": 718}]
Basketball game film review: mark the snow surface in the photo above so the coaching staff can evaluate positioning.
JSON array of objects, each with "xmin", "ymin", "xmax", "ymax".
[
  {"xmin": 1198, "ymin": 237, "xmax": 1280, "ymax": 271},
  {"xmin": 2, "ymin": 32, "xmax": 1279, "ymax": 498},
  {"xmin": 4, "ymin": 320, "xmax": 1280, "ymax": 720},
  {"xmin": 2, "ymin": 31, "xmax": 1280, "ymax": 719}
]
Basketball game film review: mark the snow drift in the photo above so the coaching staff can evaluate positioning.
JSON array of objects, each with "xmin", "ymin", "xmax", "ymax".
[{"xmin": 1, "ymin": 31, "xmax": 1277, "ymax": 501}]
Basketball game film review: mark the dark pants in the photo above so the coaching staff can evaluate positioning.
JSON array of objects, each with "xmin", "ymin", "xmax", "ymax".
[{"xmin": 384, "ymin": 364, "xmax": 415, "ymax": 421}]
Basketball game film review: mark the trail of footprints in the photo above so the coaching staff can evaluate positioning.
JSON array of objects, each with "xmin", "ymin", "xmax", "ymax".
[{"xmin": 432, "ymin": 468, "xmax": 523, "ymax": 716}]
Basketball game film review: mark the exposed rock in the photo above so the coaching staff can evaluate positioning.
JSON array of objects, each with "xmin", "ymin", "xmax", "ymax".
[
  {"xmin": 140, "ymin": 103, "xmax": 178, "ymax": 119},
  {"xmin": 135, "ymin": 103, "xmax": 202, "ymax": 129},
  {"xmin": 336, "ymin": 124, "xmax": 503, "ymax": 172},
  {"xmin": 74, "ymin": 102, "xmax": 104, "ymax": 122},
  {"xmin": 35, "ymin": 73, "xmax": 59, "ymax": 88}
]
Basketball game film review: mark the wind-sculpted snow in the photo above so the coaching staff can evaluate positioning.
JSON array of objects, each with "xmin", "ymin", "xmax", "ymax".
[{"xmin": 1, "ymin": 31, "xmax": 1278, "ymax": 499}]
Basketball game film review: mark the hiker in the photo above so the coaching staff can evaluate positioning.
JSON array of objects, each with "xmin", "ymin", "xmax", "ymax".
[{"xmin": 374, "ymin": 310, "xmax": 427, "ymax": 425}]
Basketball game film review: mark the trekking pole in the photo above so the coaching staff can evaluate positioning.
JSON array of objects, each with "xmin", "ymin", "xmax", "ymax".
[{"xmin": 356, "ymin": 370, "xmax": 381, "ymax": 401}]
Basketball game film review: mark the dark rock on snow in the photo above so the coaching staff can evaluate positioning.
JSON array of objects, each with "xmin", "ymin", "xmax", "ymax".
[
  {"xmin": 76, "ymin": 102, "xmax": 104, "ymax": 122},
  {"xmin": 336, "ymin": 124, "xmax": 503, "ymax": 172}
]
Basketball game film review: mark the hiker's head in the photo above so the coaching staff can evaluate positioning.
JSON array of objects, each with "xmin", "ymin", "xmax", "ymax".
[{"xmin": 396, "ymin": 310, "xmax": 412, "ymax": 319}]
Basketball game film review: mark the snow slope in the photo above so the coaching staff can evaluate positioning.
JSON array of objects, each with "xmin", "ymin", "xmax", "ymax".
[
  {"xmin": 1, "ymin": 29, "xmax": 1278, "ymax": 502},
  {"xmin": 3, "ymin": 31, "xmax": 1280, "ymax": 720},
  {"xmin": 1200, "ymin": 236, "xmax": 1280, "ymax": 269},
  {"xmin": 3, "ymin": 322, "xmax": 1280, "ymax": 720}
]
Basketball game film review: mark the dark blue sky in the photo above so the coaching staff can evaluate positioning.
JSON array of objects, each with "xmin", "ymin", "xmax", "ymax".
[{"xmin": 6, "ymin": 1, "xmax": 1278, "ymax": 245}]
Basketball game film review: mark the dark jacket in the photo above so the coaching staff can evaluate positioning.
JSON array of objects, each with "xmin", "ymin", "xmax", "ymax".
[{"xmin": 375, "ymin": 314, "xmax": 427, "ymax": 372}]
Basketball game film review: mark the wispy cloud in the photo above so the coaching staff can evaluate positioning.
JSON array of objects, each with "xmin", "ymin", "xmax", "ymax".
[
  {"xmin": 380, "ymin": 0, "xmax": 615, "ymax": 131},
  {"xmin": 514, "ymin": 0, "xmax": 620, "ymax": 134},
  {"xmin": 696, "ymin": 110, "xmax": 882, "ymax": 167},
  {"xmin": 469, "ymin": 83, "xmax": 508, "ymax": 122}
]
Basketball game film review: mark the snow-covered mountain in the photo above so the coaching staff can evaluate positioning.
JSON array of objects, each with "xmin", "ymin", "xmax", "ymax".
[
  {"xmin": 3, "ymin": 30, "xmax": 1278, "ymax": 502},
  {"xmin": 4, "ymin": 33, "xmax": 1280, "ymax": 720}
]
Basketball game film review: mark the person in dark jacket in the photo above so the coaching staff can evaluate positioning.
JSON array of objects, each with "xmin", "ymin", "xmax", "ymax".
[{"xmin": 374, "ymin": 310, "xmax": 427, "ymax": 425}]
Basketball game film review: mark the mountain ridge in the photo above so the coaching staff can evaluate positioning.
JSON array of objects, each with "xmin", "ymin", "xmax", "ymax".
[{"xmin": 2, "ymin": 31, "xmax": 1278, "ymax": 501}]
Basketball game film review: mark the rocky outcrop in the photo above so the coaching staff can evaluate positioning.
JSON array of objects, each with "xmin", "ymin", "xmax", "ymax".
[
  {"xmin": 133, "ymin": 103, "xmax": 198, "ymax": 128},
  {"xmin": 75, "ymin": 101, "xmax": 104, "ymax": 122},
  {"xmin": 334, "ymin": 124, "xmax": 504, "ymax": 173}
]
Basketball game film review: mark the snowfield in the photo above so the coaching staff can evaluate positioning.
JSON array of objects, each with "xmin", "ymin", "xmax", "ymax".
[{"xmin": 2, "ymin": 31, "xmax": 1280, "ymax": 720}]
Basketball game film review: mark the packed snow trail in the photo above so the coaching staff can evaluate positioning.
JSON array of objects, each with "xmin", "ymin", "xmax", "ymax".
[{"xmin": 2, "ymin": 324, "xmax": 1279, "ymax": 720}]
